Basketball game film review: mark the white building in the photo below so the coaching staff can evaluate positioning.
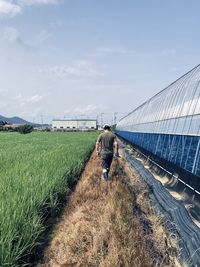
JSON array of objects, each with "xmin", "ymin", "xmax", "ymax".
[{"xmin": 52, "ymin": 119, "xmax": 97, "ymax": 131}]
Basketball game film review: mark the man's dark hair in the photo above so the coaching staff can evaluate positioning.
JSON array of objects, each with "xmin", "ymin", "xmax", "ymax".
[{"xmin": 103, "ymin": 124, "xmax": 111, "ymax": 130}]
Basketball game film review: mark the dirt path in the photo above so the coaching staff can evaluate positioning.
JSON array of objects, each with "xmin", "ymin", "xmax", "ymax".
[{"xmin": 37, "ymin": 152, "xmax": 180, "ymax": 267}]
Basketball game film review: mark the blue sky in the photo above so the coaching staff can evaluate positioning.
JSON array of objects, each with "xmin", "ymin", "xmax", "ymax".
[{"xmin": 0, "ymin": 0, "xmax": 199, "ymax": 124}]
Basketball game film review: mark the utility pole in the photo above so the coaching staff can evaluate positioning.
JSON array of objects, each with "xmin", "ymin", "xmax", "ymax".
[
  {"xmin": 113, "ymin": 112, "xmax": 117, "ymax": 125},
  {"xmin": 96, "ymin": 114, "xmax": 99, "ymax": 128},
  {"xmin": 100, "ymin": 112, "xmax": 104, "ymax": 128}
]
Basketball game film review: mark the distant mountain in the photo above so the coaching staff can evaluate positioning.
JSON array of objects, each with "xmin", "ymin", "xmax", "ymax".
[{"xmin": 0, "ymin": 115, "xmax": 43, "ymax": 126}]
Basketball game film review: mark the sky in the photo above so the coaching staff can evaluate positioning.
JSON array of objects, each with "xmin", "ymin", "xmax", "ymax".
[{"xmin": 0, "ymin": 0, "xmax": 199, "ymax": 124}]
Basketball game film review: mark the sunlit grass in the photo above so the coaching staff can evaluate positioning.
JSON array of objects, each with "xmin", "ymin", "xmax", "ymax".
[{"xmin": 0, "ymin": 131, "xmax": 97, "ymax": 267}]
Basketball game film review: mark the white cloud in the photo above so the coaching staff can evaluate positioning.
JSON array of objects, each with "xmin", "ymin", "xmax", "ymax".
[
  {"xmin": 27, "ymin": 94, "xmax": 46, "ymax": 103},
  {"xmin": 0, "ymin": 0, "xmax": 60, "ymax": 17},
  {"xmin": 96, "ymin": 47, "xmax": 135, "ymax": 56},
  {"xmin": 39, "ymin": 60, "xmax": 104, "ymax": 79},
  {"xmin": 2, "ymin": 26, "xmax": 51, "ymax": 48},
  {"xmin": 0, "ymin": 0, "xmax": 21, "ymax": 17},
  {"xmin": 13, "ymin": 93, "xmax": 47, "ymax": 104},
  {"xmin": 20, "ymin": 0, "xmax": 60, "ymax": 5},
  {"xmin": 3, "ymin": 27, "xmax": 23, "ymax": 44}
]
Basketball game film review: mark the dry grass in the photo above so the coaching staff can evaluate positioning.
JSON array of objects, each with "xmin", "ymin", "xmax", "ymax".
[
  {"xmin": 37, "ymin": 152, "xmax": 181, "ymax": 267},
  {"xmin": 123, "ymin": 161, "xmax": 182, "ymax": 266}
]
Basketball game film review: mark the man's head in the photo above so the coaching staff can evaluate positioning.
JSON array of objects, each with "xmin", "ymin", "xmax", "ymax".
[{"xmin": 103, "ymin": 124, "xmax": 111, "ymax": 131}]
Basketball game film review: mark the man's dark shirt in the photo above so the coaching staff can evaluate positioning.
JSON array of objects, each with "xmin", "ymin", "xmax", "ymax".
[{"xmin": 97, "ymin": 131, "xmax": 116, "ymax": 155}]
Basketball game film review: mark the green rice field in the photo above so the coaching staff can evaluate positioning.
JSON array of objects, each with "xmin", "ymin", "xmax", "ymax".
[{"xmin": 0, "ymin": 131, "xmax": 97, "ymax": 267}]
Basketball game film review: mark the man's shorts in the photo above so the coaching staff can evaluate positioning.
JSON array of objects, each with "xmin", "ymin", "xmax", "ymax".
[{"xmin": 100, "ymin": 152, "xmax": 113, "ymax": 171}]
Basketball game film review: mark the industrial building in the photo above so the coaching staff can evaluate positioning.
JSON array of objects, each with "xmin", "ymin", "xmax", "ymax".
[{"xmin": 52, "ymin": 119, "xmax": 97, "ymax": 131}]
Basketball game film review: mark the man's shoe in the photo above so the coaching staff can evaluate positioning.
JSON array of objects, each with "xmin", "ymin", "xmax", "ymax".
[{"xmin": 103, "ymin": 169, "xmax": 109, "ymax": 181}]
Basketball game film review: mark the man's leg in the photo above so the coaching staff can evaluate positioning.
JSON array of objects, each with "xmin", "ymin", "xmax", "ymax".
[
  {"xmin": 103, "ymin": 168, "xmax": 109, "ymax": 181},
  {"xmin": 106, "ymin": 156, "xmax": 113, "ymax": 174},
  {"xmin": 101, "ymin": 153, "xmax": 113, "ymax": 182}
]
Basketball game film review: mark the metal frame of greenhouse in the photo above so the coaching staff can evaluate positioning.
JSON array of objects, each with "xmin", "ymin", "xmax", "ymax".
[{"xmin": 116, "ymin": 64, "xmax": 200, "ymax": 190}]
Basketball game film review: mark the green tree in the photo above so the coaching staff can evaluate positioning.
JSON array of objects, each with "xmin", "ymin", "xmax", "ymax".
[{"xmin": 17, "ymin": 124, "xmax": 34, "ymax": 134}]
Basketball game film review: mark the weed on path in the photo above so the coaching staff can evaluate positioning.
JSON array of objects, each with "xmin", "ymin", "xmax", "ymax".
[{"xmin": 37, "ymin": 152, "xmax": 180, "ymax": 267}]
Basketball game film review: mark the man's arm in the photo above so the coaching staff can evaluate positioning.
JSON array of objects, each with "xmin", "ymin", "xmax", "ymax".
[
  {"xmin": 114, "ymin": 138, "xmax": 119, "ymax": 157},
  {"xmin": 96, "ymin": 141, "xmax": 100, "ymax": 156},
  {"xmin": 96, "ymin": 135, "xmax": 101, "ymax": 156}
]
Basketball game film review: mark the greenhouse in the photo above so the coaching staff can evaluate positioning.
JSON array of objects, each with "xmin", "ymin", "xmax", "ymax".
[{"xmin": 116, "ymin": 64, "xmax": 200, "ymax": 180}]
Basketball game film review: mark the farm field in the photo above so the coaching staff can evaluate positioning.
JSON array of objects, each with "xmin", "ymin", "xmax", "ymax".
[{"xmin": 0, "ymin": 132, "xmax": 97, "ymax": 267}]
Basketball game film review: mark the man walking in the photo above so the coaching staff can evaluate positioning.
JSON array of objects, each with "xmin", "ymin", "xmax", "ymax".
[{"xmin": 96, "ymin": 124, "xmax": 119, "ymax": 181}]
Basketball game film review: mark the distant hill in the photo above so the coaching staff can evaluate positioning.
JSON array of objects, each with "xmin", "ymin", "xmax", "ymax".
[
  {"xmin": 0, "ymin": 115, "xmax": 31, "ymax": 124},
  {"xmin": 0, "ymin": 115, "xmax": 46, "ymax": 127}
]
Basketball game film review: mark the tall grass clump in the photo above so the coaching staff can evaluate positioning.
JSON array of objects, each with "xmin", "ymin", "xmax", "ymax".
[{"xmin": 0, "ymin": 131, "xmax": 97, "ymax": 267}]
